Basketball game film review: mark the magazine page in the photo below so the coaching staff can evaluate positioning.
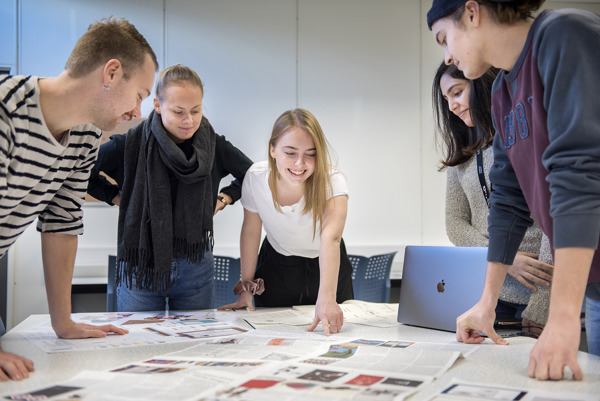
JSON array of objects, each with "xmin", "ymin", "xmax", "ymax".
[
  {"xmin": 18, "ymin": 311, "xmax": 250, "ymax": 353},
  {"xmin": 424, "ymin": 379, "xmax": 600, "ymax": 401}
]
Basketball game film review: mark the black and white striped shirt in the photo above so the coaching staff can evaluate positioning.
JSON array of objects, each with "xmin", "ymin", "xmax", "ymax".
[{"xmin": 0, "ymin": 75, "xmax": 101, "ymax": 256}]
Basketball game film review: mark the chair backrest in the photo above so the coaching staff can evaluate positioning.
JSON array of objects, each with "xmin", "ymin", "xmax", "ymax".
[
  {"xmin": 348, "ymin": 251, "xmax": 397, "ymax": 303},
  {"xmin": 107, "ymin": 255, "xmax": 118, "ymax": 312},
  {"xmin": 213, "ymin": 255, "xmax": 241, "ymax": 308},
  {"xmin": 348, "ymin": 254, "xmax": 368, "ymax": 281}
]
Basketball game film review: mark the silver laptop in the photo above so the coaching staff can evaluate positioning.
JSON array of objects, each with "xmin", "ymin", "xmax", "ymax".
[{"xmin": 397, "ymin": 246, "xmax": 488, "ymax": 332}]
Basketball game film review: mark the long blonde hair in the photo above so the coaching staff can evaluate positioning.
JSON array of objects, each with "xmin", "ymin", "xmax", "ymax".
[{"xmin": 268, "ymin": 109, "xmax": 333, "ymax": 238}]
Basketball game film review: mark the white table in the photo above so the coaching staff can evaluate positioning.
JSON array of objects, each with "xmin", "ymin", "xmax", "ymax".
[{"xmin": 2, "ymin": 311, "xmax": 600, "ymax": 400}]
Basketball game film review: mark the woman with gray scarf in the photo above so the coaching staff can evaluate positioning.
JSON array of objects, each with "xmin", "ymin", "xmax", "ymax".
[{"xmin": 87, "ymin": 64, "xmax": 252, "ymax": 311}]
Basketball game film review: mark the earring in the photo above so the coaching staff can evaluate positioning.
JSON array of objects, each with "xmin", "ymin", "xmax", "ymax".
[{"xmin": 103, "ymin": 83, "xmax": 111, "ymax": 91}]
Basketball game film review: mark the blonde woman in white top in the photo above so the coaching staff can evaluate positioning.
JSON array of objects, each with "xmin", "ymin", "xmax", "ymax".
[{"xmin": 219, "ymin": 109, "xmax": 353, "ymax": 336}]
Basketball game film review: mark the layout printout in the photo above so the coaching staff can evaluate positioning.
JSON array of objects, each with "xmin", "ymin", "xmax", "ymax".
[
  {"xmin": 19, "ymin": 311, "xmax": 249, "ymax": 353},
  {"xmin": 17, "ymin": 301, "xmax": 405, "ymax": 354},
  {"xmin": 242, "ymin": 300, "xmax": 400, "ymax": 328},
  {"xmin": 425, "ymin": 380, "xmax": 599, "ymax": 401},
  {"xmin": 6, "ymin": 306, "xmax": 595, "ymax": 401},
  {"xmin": 5, "ymin": 330, "xmax": 462, "ymax": 401}
]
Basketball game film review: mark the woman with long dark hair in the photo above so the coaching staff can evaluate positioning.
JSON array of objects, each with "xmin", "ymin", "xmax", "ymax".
[{"xmin": 432, "ymin": 61, "xmax": 553, "ymax": 333}]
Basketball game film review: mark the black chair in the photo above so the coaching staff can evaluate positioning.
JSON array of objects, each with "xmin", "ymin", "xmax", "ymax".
[
  {"xmin": 213, "ymin": 255, "xmax": 241, "ymax": 308},
  {"xmin": 348, "ymin": 252, "xmax": 397, "ymax": 303}
]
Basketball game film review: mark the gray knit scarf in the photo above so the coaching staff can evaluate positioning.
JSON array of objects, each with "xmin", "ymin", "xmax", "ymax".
[{"xmin": 116, "ymin": 111, "xmax": 216, "ymax": 292}]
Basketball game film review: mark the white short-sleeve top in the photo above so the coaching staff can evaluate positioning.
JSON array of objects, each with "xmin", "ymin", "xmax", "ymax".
[{"xmin": 241, "ymin": 161, "xmax": 348, "ymax": 258}]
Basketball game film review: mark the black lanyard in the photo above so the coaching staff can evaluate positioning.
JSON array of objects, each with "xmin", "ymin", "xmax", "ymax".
[{"xmin": 476, "ymin": 150, "xmax": 490, "ymax": 209}]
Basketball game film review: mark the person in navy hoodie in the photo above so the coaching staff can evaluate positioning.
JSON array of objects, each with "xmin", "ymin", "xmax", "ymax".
[{"xmin": 427, "ymin": 0, "xmax": 600, "ymax": 381}]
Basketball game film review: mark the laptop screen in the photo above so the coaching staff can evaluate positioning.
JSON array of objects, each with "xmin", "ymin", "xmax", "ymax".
[{"xmin": 397, "ymin": 246, "xmax": 488, "ymax": 332}]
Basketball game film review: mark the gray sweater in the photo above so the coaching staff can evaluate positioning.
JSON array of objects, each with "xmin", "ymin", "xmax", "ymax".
[{"xmin": 446, "ymin": 146, "xmax": 551, "ymax": 324}]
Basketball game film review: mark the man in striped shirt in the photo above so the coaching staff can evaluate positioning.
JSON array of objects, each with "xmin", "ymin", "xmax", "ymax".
[{"xmin": 0, "ymin": 17, "xmax": 158, "ymax": 381}]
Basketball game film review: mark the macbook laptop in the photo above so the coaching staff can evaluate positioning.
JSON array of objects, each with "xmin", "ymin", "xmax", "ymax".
[{"xmin": 397, "ymin": 245, "xmax": 489, "ymax": 332}]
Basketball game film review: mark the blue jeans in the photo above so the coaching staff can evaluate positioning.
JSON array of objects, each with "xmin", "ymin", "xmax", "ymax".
[
  {"xmin": 586, "ymin": 295, "xmax": 600, "ymax": 356},
  {"xmin": 117, "ymin": 252, "xmax": 215, "ymax": 312}
]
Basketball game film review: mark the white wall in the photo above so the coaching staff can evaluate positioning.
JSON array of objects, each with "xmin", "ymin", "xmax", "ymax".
[
  {"xmin": 5, "ymin": 0, "xmax": 600, "ymax": 328},
  {"xmin": 298, "ymin": 1, "xmax": 424, "ymax": 251},
  {"xmin": 162, "ymin": 0, "xmax": 298, "ymax": 258},
  {"xmin": 16, "ymin": 0, "xmax": 164, "ymax": 115}
]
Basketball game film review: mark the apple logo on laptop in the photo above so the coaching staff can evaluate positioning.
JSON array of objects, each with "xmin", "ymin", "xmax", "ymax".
[{"xmin": 437, "ymin": 279, "xmax": 445, "ymax": 293}]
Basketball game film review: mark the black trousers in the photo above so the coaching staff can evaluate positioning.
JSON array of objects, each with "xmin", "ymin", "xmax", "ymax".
[{"xmin": 254, "ymin": 237, "xmax": 354, "ymax": 307}]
